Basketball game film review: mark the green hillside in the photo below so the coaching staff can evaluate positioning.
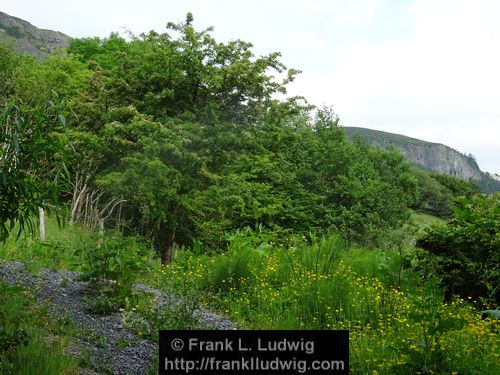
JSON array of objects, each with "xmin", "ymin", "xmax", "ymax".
[{"xmin": 345, "ymin": 126, "xmax": 436, "ymax": 147}]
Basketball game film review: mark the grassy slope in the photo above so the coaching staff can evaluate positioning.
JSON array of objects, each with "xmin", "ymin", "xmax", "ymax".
[
  {"xmin": 0, "ymin": 217, "xmax": 98, "ymax": 272},
  {"xmin": 410, "ymin": 210, "xmax": 445, "ymax": 232},
  {"xmin": 343, "ymin": 126, "xmax": 438, "ymax": 148},
  {"xmin": 0, "ymin": 281, "xmax": 78, "ymax": 375}
]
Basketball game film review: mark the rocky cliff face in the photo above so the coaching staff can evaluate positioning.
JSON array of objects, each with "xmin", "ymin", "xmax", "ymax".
[
  {"xmin": 344, "ymin": 127, "xmax": 483, "ymax": 180},
  {"xmin": 0, "ymin": 11, "xmax": 71, "ymax": 59},
  {"xmin": 396, "ymin": 143, "xmax": 482, "ymax": 180}
]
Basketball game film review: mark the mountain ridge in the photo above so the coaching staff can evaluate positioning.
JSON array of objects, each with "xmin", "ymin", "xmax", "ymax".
[
  {"xmin": 344, "ymin": 126, "xmax": 500, "ymax": 193},
  {"xmin": 0, "ymin": 10, "xmax": 71, "ymax": 59}
]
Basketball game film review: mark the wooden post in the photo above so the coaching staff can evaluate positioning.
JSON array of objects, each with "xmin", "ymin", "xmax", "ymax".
[
  {"xmin": 39, "ymin": 207, "xmax": 46, "ymax": 240},
  {"xmin": 98, "ymin": 219, "xmax": 105, "ymax": 246},
  {"xmin": 99, "ymin": 219, "xmax": 104, "ymax": 237}
]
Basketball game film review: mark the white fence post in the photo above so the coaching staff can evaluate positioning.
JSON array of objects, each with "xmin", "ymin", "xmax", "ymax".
[{"xmin": 39, "ymin": 207, "xmax": 46, "ymax": 240}]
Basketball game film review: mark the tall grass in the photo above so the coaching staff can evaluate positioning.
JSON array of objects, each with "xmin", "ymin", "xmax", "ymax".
[
  {"xmin": 0, "ymin": 216, "xmax": 98, "ymax": 272},
  {"xmin": 1, "ymin": 218, "xmax": 497, "ymax": 374},
  {"xmin": 162, "ymin": 230, "xmax": 499, "ymax": 374},
  {"xmin": 0, "ymin": 282, "xmax": 78, "ymax": 374},
  {"xmin": 9, "ymin": 336, "xmax": 77, "ymax": 375}
]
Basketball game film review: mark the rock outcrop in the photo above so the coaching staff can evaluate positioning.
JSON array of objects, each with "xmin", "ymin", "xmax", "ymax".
[
  {"xmin": 344, "ymin": 126, "xmax": 482, "ymax": 180},
  {"xmin": 0, "ymin": 11, "xmax": 71, "ymax": 59},
  {"xmin": 344, "ymin": 126, "xmax": 499, "ymax": 192},
  {"xmin": 393, "ymin": 143, "xmax": 481, "ymax": 180}
]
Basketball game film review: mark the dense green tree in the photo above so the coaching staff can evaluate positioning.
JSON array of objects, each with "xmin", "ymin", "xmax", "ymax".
[
  {"xmin": 324, "ymin": 136, "xmax": 416, "ymax": 244},
  {"xmin": 411, "ymin": 169, "xmax": 482, "ymax": 218},
  {"xmin": 67, "ymin": 14, "xmax": 302, "ymax": 125},
  {"xmin": 0, "ymin": 17, "xmax": 420, "ymax": 258},
  {"xmin": 13, "ymin": 54, "xmax": 90, "ymax": 106},
  {"xmin": 411, "ymin": 168, "xmax": 453, "ymax": 217},
  {"xmin": 417, "ymin": 193, "xmax": 500, "ymax": 304},
  {"xmin": 430, "ymin": 173, "xmax": 481, "ymax": 198},
  {"xmin": 95, "ymin": 112, "xmax": 207, "ymax": 261}
]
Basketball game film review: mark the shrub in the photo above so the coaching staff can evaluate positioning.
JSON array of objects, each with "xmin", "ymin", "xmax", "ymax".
[
  {"xmin": 416, "ymin": 193, "xmax": 500, "ymax": 305},
  {"xmin": 201, "ymin": 228, "xmax": 266, "ymax": 294},
  {"xmin": 76, "ymin": 235, "xmax": 153, "ymax": 311}
]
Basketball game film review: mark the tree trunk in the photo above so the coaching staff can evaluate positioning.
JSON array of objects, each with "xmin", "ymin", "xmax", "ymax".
[
  {"xmin": 161, "ymin": 227, "xmax": 176, "ymax": 264},
  {"xmin": 162, "ymin": 244, "xmax": 173, "ymax": 264}
]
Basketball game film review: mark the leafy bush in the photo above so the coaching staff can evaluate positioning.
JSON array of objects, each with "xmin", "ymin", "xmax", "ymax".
[
  {"xmin": 126, "ymin": 295, "xmax": 206, "ymax": 340},
  {"xmin": 430, "ymin": 172, "xmax": 481, "ymax": 198},
  {"xmin": 83, "ymin": 293, "xmax": 120, "ymax": 315},
  {"xmin": 0, "ymin": 98, "xmax": 69, "ymax": 241},
  {"xmin": 411, "ymin": 168, "xmax": 454, "ymax": 218},
  {"xmin": 416, "ymin": 193, "xmax": 500, "ymax": 304},
  {"xmin": 76, "ymin": 235, "xmax": 153, "ymax": 311}
]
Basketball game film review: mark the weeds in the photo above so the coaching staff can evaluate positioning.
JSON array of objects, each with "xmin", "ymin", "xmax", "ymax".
[
  {"xmin": 164, "ymin": 229, "xmax": 499, "ymax": 374},
  {"xmin": 1, "ymin": 217, "xmax": 497, "ymax": 374},
  {"xmin": 0, "ymin": 282, "xmax": 78, "ymax": 374},
  {"xmin": 76, "ymin": 234, "xmax": 153, "ymax": 313}
]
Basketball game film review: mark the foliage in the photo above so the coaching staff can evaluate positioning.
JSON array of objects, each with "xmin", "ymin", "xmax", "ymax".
[
  {"xmin": 76, "ymin": 235, "xmax": 153, "ymax": 312},
  {"xmin": 411, "ymin": 169, "xmax": 481, "ymax": 218},
  {"xmin": 68, "ymin": 16, "xmax": 299, "ymax": 125},
  {"xmin": 163, "ymin": 233, "xmax": 499, "ymax": 374},
  {"xmin": 0, "ymin": 98, "xmax": 69, "ymax": 241},
  {"xmin": 416, "ymin": 193, "xmax": 500, "ymax": 304},
  {"xmin": 1, "ymin": 210, "xmax": 498, "ymax": 373},
  {"xmin": 59, "ymin": 17, "xmax": 418, "ymax": 254},
  {"xmin": 0, "ymin": 40, "xmax": 21, "ymax": 103},
  {"xmin": 0, "ymin": 285, "xmax": 29, "ymax": 360},
  {"xmin": 478, "ymin": 172, "xmax": 500, "ymax": 194},
  {"xmin": 13, "ymin": 54, "xmax": 90, "ymax": 106},
  {"xmin": 411, "ymin": 168, "xmax": 454, "ymax": 217},
  {"xmin": 328, "ymin": 139, "xmax": 416, "ymax": 244},
  {"xmin": 394, "ymin": 281, "xmax": 469, "ymax": 374},
  {"xmin": 63, "ymin": 25, "xmax": 415, "ymax": 261},
  {"xmin": 3, "ymin": 13, "xmax": 497, "ymax": 374},
  {"xmin": 124, "ymin": 289, "xmax": 209, "ymax": 341},
  {"xmin": 0, "ymin": 282, "xmax": 77, "ymax": 374},
  {"xmin": 1, "ymin": 15, "xmax": 419, "ymax": 255},
  {"xmin": 430, "ymin": 172, "xmax": 481, "ymax": 198},
  {"xmin": 0, "ymin": 215, "xmax": 99, "ymax": 273},
  {"xmin": 95, "ymin": 114, "xmax": 195, "ymax": 261}
]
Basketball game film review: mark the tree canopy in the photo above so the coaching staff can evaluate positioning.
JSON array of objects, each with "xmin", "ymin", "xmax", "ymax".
[{"xmin": 1, "ymin": 15, "xmax": 420, "ymax": 259}]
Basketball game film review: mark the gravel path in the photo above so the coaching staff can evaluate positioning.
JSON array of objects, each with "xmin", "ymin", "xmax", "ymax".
[{"xmin": 0, "ymin": 260, "xmax": 238, "ymax": 375}]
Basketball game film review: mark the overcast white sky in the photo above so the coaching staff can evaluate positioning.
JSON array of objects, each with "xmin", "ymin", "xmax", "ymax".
[{"xmin": 2, "ymin": 0, "xmax": 499, "ymax": 173}]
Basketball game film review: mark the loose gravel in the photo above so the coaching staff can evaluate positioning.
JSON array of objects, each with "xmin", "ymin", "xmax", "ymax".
[{"xmin": 0, "ymin": 260, "xmax": 238, "ymax": 375}]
